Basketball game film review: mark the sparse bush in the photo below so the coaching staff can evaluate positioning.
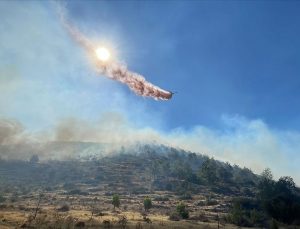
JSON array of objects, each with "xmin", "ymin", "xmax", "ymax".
[
  {"xmin": 169, "ymin": 211, "xmax": 181, "ymax": 221},
  {"xmin": 58, "ymin": 204, "xmax": 70, "ymax": 212},
  {"xmin": 112, "ymin": 194, "xmax": 120, "ymax": 210},
  {"xmin": 144, "ymin": 197, "xmax": 152, "ymax": 211},
  {"xmin": 176, "ymin": 202, "xmax": 189, "ymax": 219}
]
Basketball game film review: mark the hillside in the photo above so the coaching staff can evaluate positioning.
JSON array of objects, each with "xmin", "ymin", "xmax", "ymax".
[
  {"xmin": 0, "ymin": 143, "xmax": 299, "ymax": 228},
  {"xmin": 0, "ymin": 143, "xmax": 258, "ymax": 196}
]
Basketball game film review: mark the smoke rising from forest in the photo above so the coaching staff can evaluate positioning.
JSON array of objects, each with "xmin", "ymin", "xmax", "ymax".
[{"xmin": 1, "ymin": 115, "xmax": 300, "ymax": 184}]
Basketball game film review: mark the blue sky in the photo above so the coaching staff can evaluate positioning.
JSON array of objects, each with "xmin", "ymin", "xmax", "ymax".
[
  {"xmin": 1, "ymin": 1, "xmax": 300, "ymax": 182},
  {"xmin": 63, "ymin": 0, "xmax": 300, "ymax": 130}
]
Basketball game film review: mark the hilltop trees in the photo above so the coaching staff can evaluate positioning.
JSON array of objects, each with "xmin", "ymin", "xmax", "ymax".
[
  {"xmin": 227, "ymin": 168, "xmax": 300, "ymax": 227},
  {"xmin": 264, "ymin": 176, "xmax": 300, "ymax": 224},
  {"xmin": 112, "ymin": 194, "xmax": 120, "ymax": 211},
  {"xmin": 258, "ymin": 168, "xmax": 275, "ymax": 200},
  {"xmin": 258, "ymin": 168, "xmax": 300, "ymax": 225},
  {"xmin": 217, "ymin": 163, "xmax": 233, "ymax": 184},
  {"xmin": 198, "ymin": 158, "xmax": 218, "ymax": 185}
]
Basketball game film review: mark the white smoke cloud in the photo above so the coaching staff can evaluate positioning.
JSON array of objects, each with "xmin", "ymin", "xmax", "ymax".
[
  {"xmin": 54, "ymin": 114, "xmax": 300, "ymax": 184},
  {"xmin": 1, "ymin": 113, "xmax": 299, "ymax": 184}
]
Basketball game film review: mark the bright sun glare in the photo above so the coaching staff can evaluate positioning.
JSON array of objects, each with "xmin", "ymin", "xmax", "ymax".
[{"xmin": 95, "ymin": 47, "xmax": 111, "ymax": 62}]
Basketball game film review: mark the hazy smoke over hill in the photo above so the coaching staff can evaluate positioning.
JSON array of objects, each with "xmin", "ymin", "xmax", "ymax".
[{"xmin": 1, "ymin": 114, "xmax": 300, "ymax": 185}]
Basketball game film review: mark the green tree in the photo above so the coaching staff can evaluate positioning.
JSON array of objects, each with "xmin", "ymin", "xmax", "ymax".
[
  {"xmin": 276, "ymin": 176, "xmax": 296, "ymax": 194},
  {"xmin": 258, "ymin": 168, "xmax": 275, "ymax": 200},
  {"xmin": 112, "ymin": 194, "xmax": 120, "ymax": 210},
  {"xmin": 143, "ymin": 197, "xmax": 152, "ymax": 211},
  {"xmin": 261, "ymin": 168, "xmax": 273, "ymax": 180},
  {"xmin": 258, "ymin": 171, "xmax": 300, "ymax": 224},
  {"xmin": 217, "ymin": 164, "xmax": 233, "ymax": 183},
  {"xmin": 176, "ymin": 202, "xmax": 189, "ymax": 219},
  {"xmin": 198, "ymin": 158, "xmax": 218, "ymax": 184},
  {"xmin": 228, "ymin": 201, "xmax": 243, "ymax": 226}
]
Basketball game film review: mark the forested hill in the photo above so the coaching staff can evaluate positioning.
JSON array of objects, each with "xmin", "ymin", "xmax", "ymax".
[{"xmin": 0, "ymin": 142, "xmax": 258, "ymax": 196}]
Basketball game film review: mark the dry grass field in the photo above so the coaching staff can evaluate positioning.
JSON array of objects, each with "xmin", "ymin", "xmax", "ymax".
[{"xmin": 0, "ymin": 187, "xmax": 251, "ymax": 229}]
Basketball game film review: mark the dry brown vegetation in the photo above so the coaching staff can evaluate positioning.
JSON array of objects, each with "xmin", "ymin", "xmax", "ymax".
[{"xmin": 0, "ymin": 190, "xmax": 247, "ymax": 229}]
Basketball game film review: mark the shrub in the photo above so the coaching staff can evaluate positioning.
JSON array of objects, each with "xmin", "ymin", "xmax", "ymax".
[
  {"xmin": 227, "ymin": 201, "xmax": 246, "ymax": 226},
  {"xmin": 112, "ymin": 194, "xmax": 120, "ymax": 210},
  {"xmin": 58, "ymin": 204, "xmax": 70, "ymax": 212},
  {"xmin": 226, "ymin": 199, "xmax": 265, "ymax": 227},
  {"xmin": 144, "ymin": 197, "xmax": 152, "ymax": 211},
  {"xmin": 169, "ymin": 211, "xmax": 181, "ymax": 221},
  {"xmin": 176, "ymin": 202, "xmax": 189, "ymax": 219}
]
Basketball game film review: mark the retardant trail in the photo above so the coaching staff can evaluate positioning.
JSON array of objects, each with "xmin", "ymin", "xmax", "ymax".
[{"xmin": 59, "ymin": 11, "xmax": 173, "ymax": 101}]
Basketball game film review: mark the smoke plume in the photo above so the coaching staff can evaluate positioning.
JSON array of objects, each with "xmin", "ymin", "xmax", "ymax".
[
  {"xmin": 1, "ymin": 114, "xmax": 300, "ymax": 184},
  {"xmin": 0, "ymin": 119, "xmax": 24, "ymax": 145},
  {"xmin": 58, "ymin": 7, "xmax": 173, "ymax": 101}
]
